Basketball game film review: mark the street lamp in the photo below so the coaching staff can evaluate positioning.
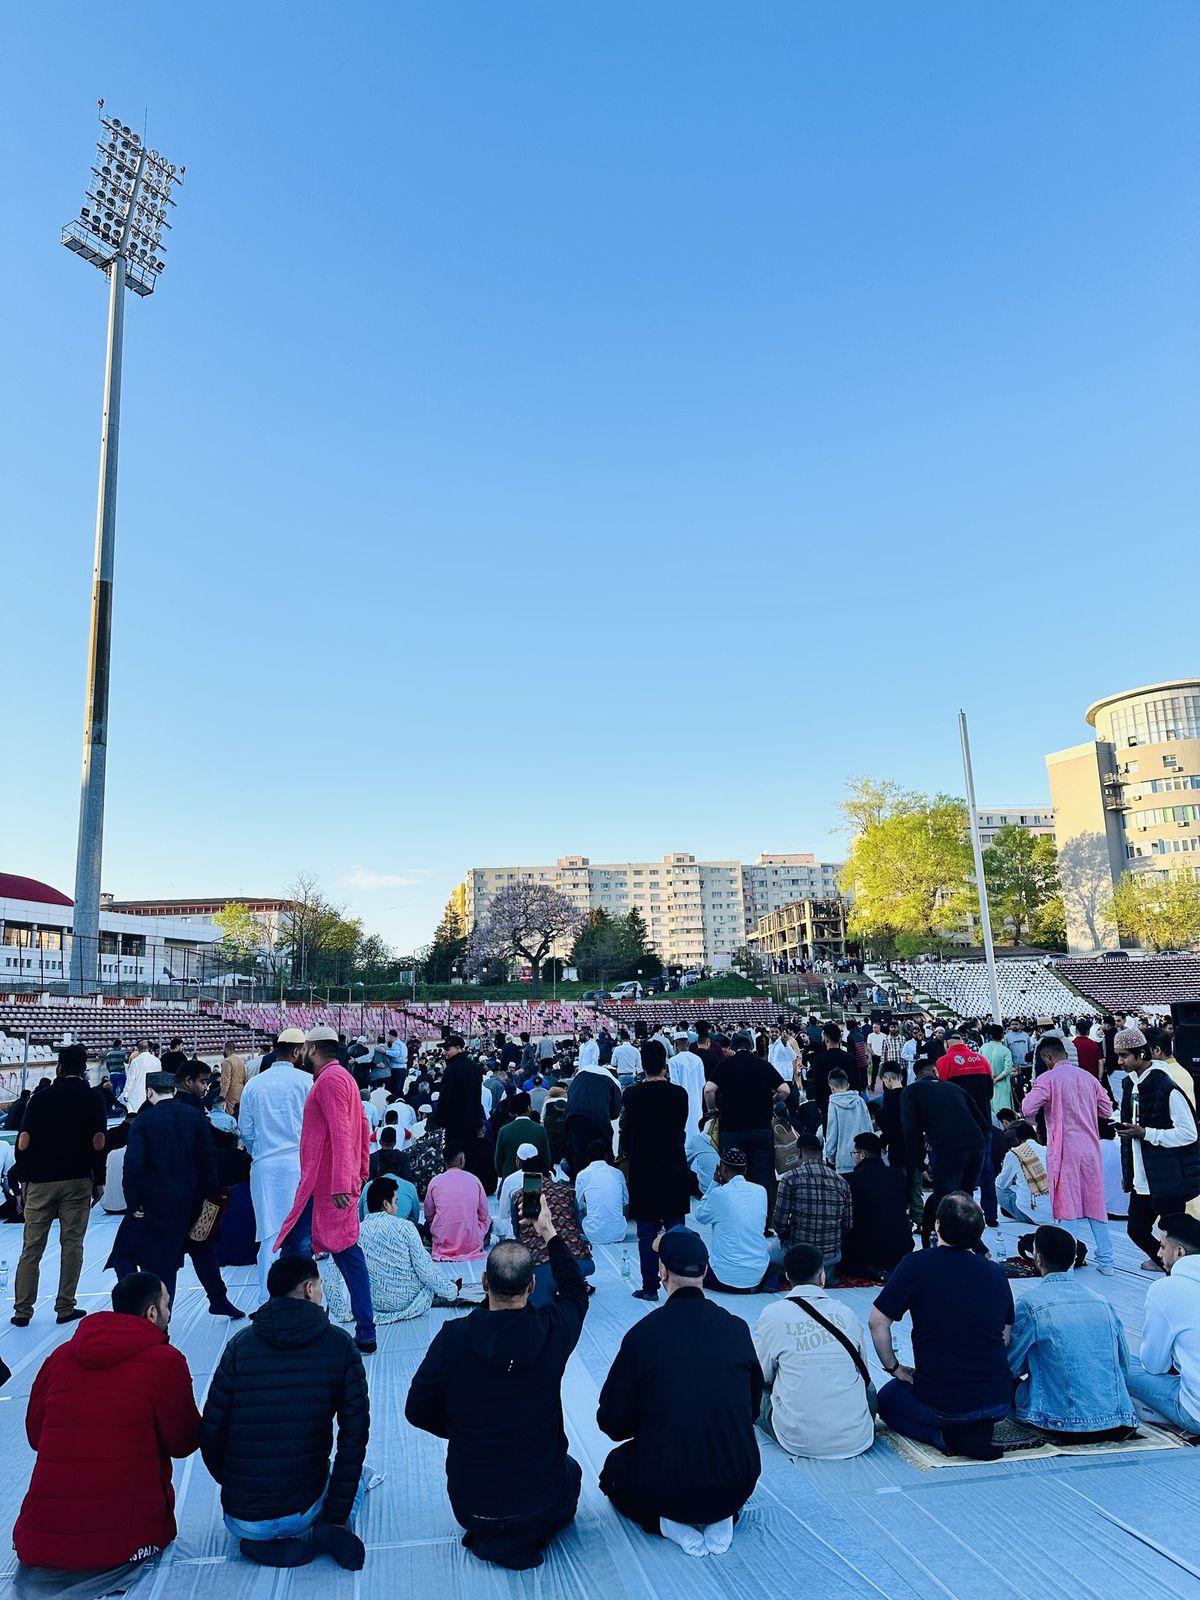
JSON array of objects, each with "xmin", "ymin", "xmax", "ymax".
[{"xmin": 62, "ymin": 109, "xmax": 183, "ymax": 993}]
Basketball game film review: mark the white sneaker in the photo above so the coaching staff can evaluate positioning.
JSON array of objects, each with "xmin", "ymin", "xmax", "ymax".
[
  {"xmin": 702, "ymin": 1518, "xmax": 734, "ymax": 1556},
  {"xmin": 660, "ymin": 1518, "xmax": 707, "ymax": 1557}
]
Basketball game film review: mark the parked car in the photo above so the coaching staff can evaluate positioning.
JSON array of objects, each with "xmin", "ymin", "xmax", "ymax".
[
  {"xmin": 610, "ymin": 981, "xmax": 643, "ymax": 1001},
  {"xmin": 680, "ymin": 970, "xmax": 702, "ymax": 987},
  {"xmin": 581, "ymin": 989, "xmax": 613, "ymax": 1003}
]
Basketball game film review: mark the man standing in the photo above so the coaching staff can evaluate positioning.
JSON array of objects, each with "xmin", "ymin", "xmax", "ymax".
[
  {"xmin": 1022, "ymin": 1039, "xmax": 1116, "ymax": 1274},
  {"xmin": 406, "ymin": 1198, "xmax": 588, "ymax": 1570},
  {"xmin": 768, "ymin": 1026, "xmax": 798, "ymax": 1080},
  {"xmin": 576, "ymin": 1027, "xmax": 600, "ymax": 1069},
  {"xmin": 703, "ymin": 1029, "xmax": 789, "ymax": 1196},
  {"xmin": 201, "ymin": 1255, "xmax": 373, "ymax": 1570},
  {"xmin": 171, "ymin": 1060, "xmax": 244, "ymax": 1319},
  {"xmin": 869, "ymin": 1193, "xmax": 1014, "ymax": 1460},
  {"xmin": 385, "ymin": 1030, "xmax": 408, "ymax": 1098},
  {"xmin": 668, "ymin": 1029, "xmax": 707, "ymax": 1135},
  {"xmin": 565, "ymin": 1047, "xmax": 623, "ymax": 1175},
  {"xmin": 620, "ymin": 1040, "xmax": 692, "ymax": 1301},
  {"xmin": 980, "ymin": 1025, "xmax": 1014, "ymax": 1113},
  {"xmin": 236, "ymin": 1026, "xmax": 311, "ymax": 1303},
  {"xmin": 1112, "ymin": 1028, "xmax": 1200, "ymax": 1272},
  {"xmin": 935, "ymin": 1032, "xmax": 997, "ymax": 1223},
  {"xmin": 1125, "ymin": 1213, "xmax": 1200, "ymax": 1433},
  {"xmin": 14, "ymin": 1271, "xmax": 200, "ymax": 1576},
  {"xmin": 121, "ymin": 1037, "xmax": 159, "ymax": 1115},
  {"xmin": 11, "ymin": 1044, "xmax": 106, "ymax": 1329},
  {"xmin": 219, "ymin": 1040, "xmax": 248, "ymax": 1117},
  {"xmin": 598, "ymin": 1227, "xmax": 762, "ymax": 1557},
  {"xmin": 806, "ymin": 1022, "xmax": 860, "ymax": 1117},
  {"xmin": 901, "ymin": 1060, "xmax": 989, "ymax": 1222},
  {"xmin": 611, "ymin": 1028, "xmax": 642, "ymax": 1088},
  {"xmin": 866, "ymin": 1022, "xmax": 888, "ymax": 1089},
  {"xmin": 275, "ymin": 1026, "xmax": 376, "ymax": 1353}
]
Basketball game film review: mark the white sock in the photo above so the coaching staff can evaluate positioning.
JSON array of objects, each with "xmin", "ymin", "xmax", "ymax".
[
  {"xmin": 701, "ymin": 1518, "xmax": 734, "ymax": 1555},
  {"xmin": 660, "ymin": 1517, "xmax": 708, "ymax": 1557}
]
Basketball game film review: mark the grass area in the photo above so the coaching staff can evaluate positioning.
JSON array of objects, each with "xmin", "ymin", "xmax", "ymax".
[{"xmin": 654, "ymin": 975, "xmax": 766, "ymax": 1000}]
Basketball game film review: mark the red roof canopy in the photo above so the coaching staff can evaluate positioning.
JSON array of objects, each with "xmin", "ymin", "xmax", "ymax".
[{"xmin": 0, "ymin": 873, "xmax": 74, "ymax": 908}]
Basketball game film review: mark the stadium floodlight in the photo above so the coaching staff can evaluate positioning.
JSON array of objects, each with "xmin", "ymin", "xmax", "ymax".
[{"xmin": 61, "ymin": 108, "xmax": 184, "ymax": 993}]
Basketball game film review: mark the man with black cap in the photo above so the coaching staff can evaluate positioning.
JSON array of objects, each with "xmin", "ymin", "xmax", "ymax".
[
  {"xmin": 173, "ymin": 1058, "xmax": 244, "ymax": 1319},
  {"xmin": 598, "ymin": 1225, "xmax": 762, "ymax": 1557}
]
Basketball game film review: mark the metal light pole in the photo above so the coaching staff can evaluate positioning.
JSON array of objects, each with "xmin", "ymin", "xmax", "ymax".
[
  {"xmin": 959, "ymin": 710, "xmax": 1002, "ymax": 1024},
  {"xmin": 62, "ymin": 110, "xmax": 183, "ymax": 993}
]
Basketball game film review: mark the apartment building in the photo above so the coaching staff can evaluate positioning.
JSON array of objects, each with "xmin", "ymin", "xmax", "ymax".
[{"xmin": 461, "ymin": 850, "xmax": 846, "ymax": 968}]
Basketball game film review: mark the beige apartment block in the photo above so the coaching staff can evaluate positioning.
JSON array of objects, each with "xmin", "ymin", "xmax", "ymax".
[{"xmin": 1047, "ymin": 679, "xmax": 1200, "ymax": 954}]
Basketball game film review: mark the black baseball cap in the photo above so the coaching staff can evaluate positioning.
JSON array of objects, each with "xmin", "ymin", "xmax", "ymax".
[{"xmin": 656, "ymin": 1226, "xmax": 709, "ymax": 1277}]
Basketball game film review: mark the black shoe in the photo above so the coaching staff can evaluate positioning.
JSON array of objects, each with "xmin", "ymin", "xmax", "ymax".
[
  {"xmin": 56, "ymin": 1309, "xmax": 87, "ymax": 1325},
  {"xmin": 209, "ymin": 1301, "xmax": 246, "ymax": 1320},
  {"xmin": 631, "ymin": 1288, "xmax": 658, "ymax": 1302},
  {"xmin": 10, "ymin": 1315, "xmax": 30, "ymax": 1328},
  {"xmin": 239, "ymin": 1537, "xmax": 315, "ymax": 1568},
  {"xmin": 312, "ymin": 1520, "xmax": 366, "ymax": 1570},
  {"xmin": 355, "ymin": 1338, "xmax": 378, "ymax": 1354}
]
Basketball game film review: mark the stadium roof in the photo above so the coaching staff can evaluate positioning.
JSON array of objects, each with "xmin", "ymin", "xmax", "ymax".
[{"xmin": 0, "ymin": 873, "xmax": 73, "ymax": 907}]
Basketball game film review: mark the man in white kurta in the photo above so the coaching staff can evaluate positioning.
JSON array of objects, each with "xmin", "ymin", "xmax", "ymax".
[
  {"xmin": 237, "ymin": 1028, "xmax": 312, "ymax": 1302},
  {"xmin": 668, "ymin": 1031, "xmax": 708, "ymax": 1134},
  {"xmin": 121, "ymin": 1040, "xmax": 160, "ymax": 1114}
]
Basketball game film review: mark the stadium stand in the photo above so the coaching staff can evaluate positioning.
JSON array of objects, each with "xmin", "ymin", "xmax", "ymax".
[
  {"xmin": 1058, "ymin": 956, "xmax": 1200, "ymax": 1015},
  {"xmin": 890, "ymin": 959, "xmax": 1098, "ymax": 1019},
  {"xmin": 0, "ymin": 1000, "xmax": 253, "ymax": 1057}
]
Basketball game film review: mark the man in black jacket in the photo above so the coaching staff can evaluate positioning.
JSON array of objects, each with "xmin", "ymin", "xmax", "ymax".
[
  {"xmin": 11, "ymin": 1045, "xmax": 106, "ymax": 1328},
  {"xmin": 806, "ymin": 1023, "xmax": 861, "ymax": 1117},
  {"xmin": 598, "ymin": 1226, "xmax": 762, "ymax": 1557},
  {"xmin": 840, "ymin": 1133, "xmax": 914, "ymax": 1279},
  {"xmin": 405, "ymin": 1196, "xmax": 588, "ymax": 1570},
  {"xmin": 201, "ymin": 1254, "xmax": 372, "ymax": 1570},
  {"xmin": 170, "ymin": 1060, "xmax": 244, "ymax": 1320},
  {"xmin": 901, "ymin": 1061, "xmax": 990, "ymax": 1239}
]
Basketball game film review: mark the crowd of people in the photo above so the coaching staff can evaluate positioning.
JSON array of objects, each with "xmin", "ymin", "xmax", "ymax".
[{"xmin": 3, "ymin": 1002, "xmax": 1199, "ymax": 1582}]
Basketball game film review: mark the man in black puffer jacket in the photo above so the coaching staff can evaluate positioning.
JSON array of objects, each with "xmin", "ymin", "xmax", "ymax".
[{"xmin": 200, "ymin": 1255, "xmax": 372, "ymax": 1570}]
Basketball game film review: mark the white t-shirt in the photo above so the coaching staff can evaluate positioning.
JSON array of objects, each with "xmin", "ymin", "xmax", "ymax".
[
  {"xmin": 753, "ymin": 1290, "xmax": 875, "ymax": 1459},
  {"xmin": 575, "ymin": 1160, "xmax": 629, "ymax": 1244}
]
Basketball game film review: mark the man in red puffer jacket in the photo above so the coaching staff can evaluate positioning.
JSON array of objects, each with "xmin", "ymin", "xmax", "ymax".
[{"xmin": 14, "ymin": 1270, "xmax": 201, "ymax": 1574}]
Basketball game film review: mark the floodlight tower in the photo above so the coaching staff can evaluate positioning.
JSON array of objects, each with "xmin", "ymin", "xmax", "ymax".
[{"xmin": 61, "ymin": 109, "xmax": 183, "ymax": 993}]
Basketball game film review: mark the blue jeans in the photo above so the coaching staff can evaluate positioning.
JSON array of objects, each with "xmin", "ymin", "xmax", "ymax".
[
  {"xmin": 878, "ymin": 1378, "xmax": 1008, "ymax": 1450},
  {"xmin": 1126, "ymin": 1356, "xmax": 1200, "ymax": 1432},
  {"xmin": 281, "ymin": 1198, "xmax": 376, "ymax": 1345},
  {"xmin": 996, "ymin": 1183, "xmax": 1035, "ymax": 1225},
  {"xmin": 1057, "ymin": 1217, "xmax": 1114, "ymax": 1270},
  {"xmin": 224, "ymin": 1468, "xmax": 370, "ymax": 1542}
]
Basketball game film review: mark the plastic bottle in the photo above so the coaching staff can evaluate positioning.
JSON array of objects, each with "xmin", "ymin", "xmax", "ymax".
[
  {"xmin": 0, "ymin": 1260, "xmax": 8, "ymax": 1292},
  {"xmin": 620, "ymin": 1249, "xmax": 632, "ymax": 1284}
]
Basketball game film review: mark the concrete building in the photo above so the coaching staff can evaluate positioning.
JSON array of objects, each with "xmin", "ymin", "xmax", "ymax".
[
  {"xmin": 975, "ymin": 807, "xmax": 1055, "ymax": 849},
  {"xmin": 748, "ymin": 899, "xmax": 849, "ymax": 969},
  {"xmin": 2, "ymin": 873, "xmax": 225, "ymax": 989},
  {"xmin": 1047, "ymin": 678, "xmax": 1200, "ymax": 953},
  {"xmin": 461, "ymin": 850, "xmax": 846, "ymax": 969}
]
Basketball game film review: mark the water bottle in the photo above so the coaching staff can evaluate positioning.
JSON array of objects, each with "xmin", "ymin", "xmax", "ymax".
[
  {"xmin": 0, "ymin": 1261, "xmax": 8, "ymax": 1292},
  {"xmin": 621, "ymin": 1250, "xmax": 632, "ymax": 1284}
]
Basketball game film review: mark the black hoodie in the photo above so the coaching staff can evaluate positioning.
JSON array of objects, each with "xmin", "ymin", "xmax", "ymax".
[
  {"xmin": 405, "ymin": 1236, "xmax": 587, "ymax": 1522},
  {"xmin": 200, "ymin": 1295, "xmax": 369, "ymax": 1525}
]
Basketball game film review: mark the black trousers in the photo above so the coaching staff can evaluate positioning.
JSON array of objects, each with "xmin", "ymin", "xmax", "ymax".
[
  {"xmin": 600, "ymin": 1443, "xmax": 749, "ymax": 1536},
  {"xmin": 458, "ymin": 1456, "xmax": 581, "ymax": 1570}
]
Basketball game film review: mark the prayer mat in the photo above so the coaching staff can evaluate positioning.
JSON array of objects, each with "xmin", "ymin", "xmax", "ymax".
[
  {"xmin": 878, "ymin": 1418, "xmax": 1184, "ymax": 1470},
  {"xmin": 831, "ymin": 1273, "xmax": 886, "ymax": 1289},
  {"xmin": 1000, "ymin": 1255, "xmax": 1040, "ymax": 1279}
]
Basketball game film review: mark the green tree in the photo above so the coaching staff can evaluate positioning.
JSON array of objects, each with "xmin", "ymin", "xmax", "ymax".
[
  {"xmin": 212, "ymin": 901, "xmax": 280, "ymax": 981},
  {"xmin": 419, "ymin": 897, "xmax": 469, "ymax": 983},
  {"xmin": 840, "ymin": 787, "xmax": 973, "ymax": 943},
  {"xmin": 982, "ymin": 827, "xmax": 1060, "ymax": 946},
  {"xmin": 1029, "ymin": 894, "xmax": 1067, "ymax": 952},
  {"xmin": 1109, "ymin": 871, "xmax": 1200, "ymax": 953},
  {"xmin": 278, "ymin": 874, "xmax": 362, "ymax": 987}
]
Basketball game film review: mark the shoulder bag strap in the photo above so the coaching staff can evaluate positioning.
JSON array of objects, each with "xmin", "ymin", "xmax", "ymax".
[{"xmin": 787, "ymin": 1295, "xmax": 873, "ymax": 1387}]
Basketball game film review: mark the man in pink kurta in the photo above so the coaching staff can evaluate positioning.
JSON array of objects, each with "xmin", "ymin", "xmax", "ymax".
[
  {"xmin": 1022, "ymin": 1039, "xmax": 1115, "ymax": 1274},
  {"xmin": 276, "ymin": 1027, "xmax": 376, "ymax": 1348},
  {"xmin": 424, "ymin": 1148, "xmax": 491, "ymax": 1261}
]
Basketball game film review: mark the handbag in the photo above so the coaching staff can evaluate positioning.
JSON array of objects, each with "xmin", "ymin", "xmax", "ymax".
[
  {"xmin": 188, "ymin": 1189, "xmax": 231, "ymax": 1244},
  {"xmin": 773, "ymin": 1114, "xmax": 800, "ymax": 1176},
  {"xmin": 788, "ymin": 1294, "xmax": 878, "ymax": 1416}
]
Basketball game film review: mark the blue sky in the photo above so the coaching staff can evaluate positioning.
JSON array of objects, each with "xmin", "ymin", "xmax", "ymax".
[{"xmin": 2, "ymin": 1, "xmax": 1197, "ymax": 954}]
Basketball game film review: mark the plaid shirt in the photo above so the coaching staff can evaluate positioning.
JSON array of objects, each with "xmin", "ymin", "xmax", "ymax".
[
  {"xmin": 772, "ymin": 1159, "xmax": 853, "ymax": 1259},
  {"xmin": 880, "ymin": 1034, "xmax": 905, "ymax": 1066}
]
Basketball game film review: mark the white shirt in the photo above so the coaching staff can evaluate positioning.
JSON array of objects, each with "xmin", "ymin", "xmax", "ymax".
[
  {"xmin": 753, "ymin": 1290, "xmax": 875, "ymax": 1460},
  {"xmin": 695, "ymin": 1175, "xmax": 769, "ymax": 1288},
  {"xmin": 611, "ymin": 1042, "xmax": 641, "ymax": 1078},
  {"xmin": 900, "ymin": 1038, "xmax": 918, "ymax": 1082},
  {"xmin": 769, "ymin": 1039, "xmax": 797, "ymax": 1075},
  {"xmin": 121, "ymin": 1051, "xmax": 158, "ymax": 1113},
  {"xmin": 238, "ymin": 1062, "xmax": 311, "ymax": 1163},
  {"xmin": 577, "ymin": 1039, "xmax": 600, "ymax": 1069},
  {"xmin": 668, "ymin": 1049, "xmax": 707, "ymax": 1134},
  {"xmin": 494, "ymin": 1169, "xmax": 524, "ymax": 1240},
  {"xmin": 995, "ymin": 1140, "xmax": 1049, "ymax": 1220},
  {"xmin": 1127, "ymin": 1068, "xmax": 1198, "ymax": 1196},
  {"xmin": 867, "ymin": 1032, "xmax": 887, "ymax": 1061},
  {"xmin": 369, "ymin": 1086, "xmax": 390, "ymax": 1115},
  {"xmin": 575, "ymin": 1159, "xmax": 629, "ymax": 1244},
  {"xmin": 1140, "ymin": 1254, "xmax": 1200, "ymax": 1422}
]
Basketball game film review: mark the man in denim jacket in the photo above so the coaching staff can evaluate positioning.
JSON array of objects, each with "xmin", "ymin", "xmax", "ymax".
[{"xmin": 1008, "ymin": 1224, "xmax": 1136, "ymax": 1439}]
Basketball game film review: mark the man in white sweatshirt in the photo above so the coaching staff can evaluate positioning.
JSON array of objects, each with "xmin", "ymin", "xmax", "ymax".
[{"xmin": 1126, "ymin": 1212, "xmax": 1200, "ymax": 1433}]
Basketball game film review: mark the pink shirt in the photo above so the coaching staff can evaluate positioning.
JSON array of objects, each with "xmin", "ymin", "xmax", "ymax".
[{"xmin": 424, "ymin": 1167, "xmax": 490, "ymax": 1261}]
